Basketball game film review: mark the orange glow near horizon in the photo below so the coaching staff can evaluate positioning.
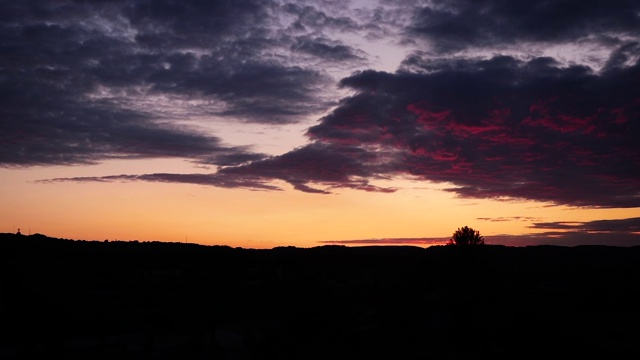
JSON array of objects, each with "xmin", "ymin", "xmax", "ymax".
[{"xmin": 3, "ymin": 161, "xmax": 639, "ymax": 248}]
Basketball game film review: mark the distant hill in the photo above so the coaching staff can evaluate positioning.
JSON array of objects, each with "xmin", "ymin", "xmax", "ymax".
[{"xmin": 1, "ymin": 232, "xmax": 639, "ymax": 359}]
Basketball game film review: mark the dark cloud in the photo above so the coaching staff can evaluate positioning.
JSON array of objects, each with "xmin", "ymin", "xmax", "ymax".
[
  {"xmin": 45, "ymin": 142, "xmax": 399, "ymax": 193},
  {"xmin": 281, "ymin": 2, "xmax": 360, "ymax": 33},
  {"xmin": 41, "ymin": 144, "xmax": 396, "ymax": 194},
  {"xmin": 199, "ymin": 151, "xmax": 268, "ymax": 167},
  {"xmin": 0, "ymin": 73, "xmax": 264, "ymax": 166},
  {"xmin": 127, "ymin": 0, "xmax": 278, "ymax": 43},
  {"xmin": 482, "ymin": 217, "xmax": 640, "ymax": 246},
  {"xmin": 291, "ymin": 36, "xmax": 365, "ymax": 62},
  {"xmin": 303, "ymin": 52, "xmax": 640, "ymax": 207},
  {"xmin": 44, "ymin": 50, "xmax": 640, "ymax": 208},
  {"xmin": 531, "ymin": 217, "xmax": 640, "ymax": 233},
  {"xmin": 406, "ymin": 0, "xmax": 640, "ymax": 53},
  {"xmin": 181, "ymin": 59, "xmax": 334, "ymax": 122},
  {"xmin": 216, "ymin": 142, "xmax": 400, "ymax": 193},
  {"xmin": 0, "ymin": 67, "xmax": 269, "ymax": 166},
  {"xmin": 39, "ymin": 172, "xmax": 281, "ymax": 192},
  {"xmin": 12, "ymin": 1, "xmax": 640, "ymax": 211},
  {"xmin": 0, "ymin": 0, "xmax": 340, "ymax": 167},
  {"xmin": 487, "ymin": 231, "xmax": 640, "ymax": 247}
]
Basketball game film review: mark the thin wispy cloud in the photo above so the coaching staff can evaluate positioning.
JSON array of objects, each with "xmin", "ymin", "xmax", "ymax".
[
  {"xmin": 320, "ymin": 237, "xmax": 450, "ymax": 246},
  {"xmin": 531, "ymin": 217, "xmax": 640, "ymax": 233},
  {"xmin": 322, "ymin": 216, "xmax": 640, "ymax": 247}
]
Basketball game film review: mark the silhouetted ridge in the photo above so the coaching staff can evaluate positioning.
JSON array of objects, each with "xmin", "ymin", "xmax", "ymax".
[{"xmin": 1, "ymin": 233, "xmax": 639, "ymax": 359}]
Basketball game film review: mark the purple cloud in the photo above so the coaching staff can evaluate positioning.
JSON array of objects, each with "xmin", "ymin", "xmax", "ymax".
[
  {"xmin": 531, "ymin": 217, "xmax": 640, "ymax": 233},
  {"xmin": 405, "ymin": 0, "xmax": 640, "ymax": 53},
  {"xmin": 304, "ymin": 52, "xmax": 640, "ymax": 207},
  {"xmin": 216, "ymin": 143, "xmax": 400, "ymax": 194},
  {"xmin": 14, "ymin": 1, "xmax": 639, "ymax": 211},
  {"xmin": 43, "ymin": 51, "xmax": 640, "ymax": 208},
  {"xmin": 0, "ymin": 0, "xmax": 341, "ymax": 167}
]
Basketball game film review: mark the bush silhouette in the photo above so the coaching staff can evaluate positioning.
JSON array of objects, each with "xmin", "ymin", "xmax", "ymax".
[{"xmin": 447, "ymin": 226, "xmax": 484, "ymax": 246}]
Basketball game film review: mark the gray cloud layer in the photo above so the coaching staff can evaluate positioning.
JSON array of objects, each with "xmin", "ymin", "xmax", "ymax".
[
  {"xmin": 406, "ymin": 0, "xmax": 640, "ymax": 53},
  {"xmin": 1, "ymin": 0, "xmax": 362, "ymax": 167},
  {"xmin": 5, "ymin": 1, "xmax": 640, "ymax": 216}
]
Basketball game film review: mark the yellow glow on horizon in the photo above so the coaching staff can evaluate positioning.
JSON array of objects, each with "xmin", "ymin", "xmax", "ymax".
[{"xmin": 2, "ymin": 163, "xmax": 640, "ymax": 249}]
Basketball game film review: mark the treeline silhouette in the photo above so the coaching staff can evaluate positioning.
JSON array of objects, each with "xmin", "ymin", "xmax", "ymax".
[{"xmin": 1, "ymin": 233, "xmax": 639, "ymax": 359}]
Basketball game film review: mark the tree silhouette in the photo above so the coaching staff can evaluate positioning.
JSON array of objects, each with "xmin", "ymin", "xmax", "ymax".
[{"xmin": 447, "ymin": 226, "xmax": 484, "ymax": 246}]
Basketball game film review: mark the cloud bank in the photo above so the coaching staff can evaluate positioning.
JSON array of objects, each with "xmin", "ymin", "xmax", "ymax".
[
  {"xmin": 1, "ymin": 0, "xmax": 358, "ymax": 166},
  {"xmin": 4, "ymin": 0, "xmax": 639, "ymax": 212}
]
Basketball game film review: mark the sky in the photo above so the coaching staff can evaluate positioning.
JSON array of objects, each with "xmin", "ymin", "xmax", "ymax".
[{"xmin": 2, "ymin": 0, "xmax": 640, "ymax": 248}]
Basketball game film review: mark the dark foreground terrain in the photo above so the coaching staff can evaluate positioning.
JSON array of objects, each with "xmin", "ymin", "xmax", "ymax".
[{"xmin": 1, "ymin": 233, "xmax": 640, "ymax": 359}]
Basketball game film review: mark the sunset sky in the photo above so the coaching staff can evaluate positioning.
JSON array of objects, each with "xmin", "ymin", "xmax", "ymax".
[{"xmin": 2, "ymin": 0, "xmax": 640, "ymax": 248}]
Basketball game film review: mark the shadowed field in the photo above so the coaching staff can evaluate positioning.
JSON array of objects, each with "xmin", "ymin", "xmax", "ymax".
[{"xmin": 1, "ymin": 233, "xmax": 639, "ymax": 359}]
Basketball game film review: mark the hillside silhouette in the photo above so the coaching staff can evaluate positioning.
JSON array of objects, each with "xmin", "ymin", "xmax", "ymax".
[{"xmin": 1, "ymin": 233, "xmax": 639, "ymax": 359}]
